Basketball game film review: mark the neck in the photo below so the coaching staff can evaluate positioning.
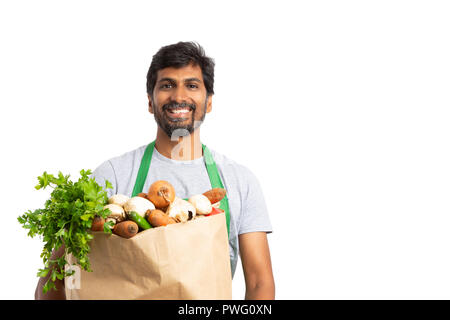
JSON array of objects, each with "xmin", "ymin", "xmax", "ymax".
[{"xmin": 154, "ymin": 127, "xmax": 203, "ymax": 161}]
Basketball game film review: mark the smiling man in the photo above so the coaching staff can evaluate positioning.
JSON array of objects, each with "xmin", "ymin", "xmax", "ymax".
[
  {"xmin": 145, "ymin": 42, "xmax": 274, "ymax": 299},
  {"xmin": 35, "ymin": 41, "xmax": 274, "ymax": 300}
]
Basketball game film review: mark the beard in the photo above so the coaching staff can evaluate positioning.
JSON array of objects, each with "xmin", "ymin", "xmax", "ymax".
[{"xmin": 153, "ymin": 98, "xmax": 208, "ymax": 138}]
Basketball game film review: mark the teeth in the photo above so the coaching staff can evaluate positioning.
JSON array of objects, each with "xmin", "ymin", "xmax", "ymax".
[{"xmin": 169, "ymin": 109, "xmax": 190, "ymax": 114}]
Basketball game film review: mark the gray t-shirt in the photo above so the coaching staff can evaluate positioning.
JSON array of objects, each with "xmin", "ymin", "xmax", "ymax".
[{"xmin": 91, "ymin": 143, "xmax": 273, "ymax": 277}]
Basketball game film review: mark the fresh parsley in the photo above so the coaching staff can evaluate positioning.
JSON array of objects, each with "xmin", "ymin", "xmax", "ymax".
[{"xmin": 18, "ymin": 169, "xmax": 113, "ymax": 294}]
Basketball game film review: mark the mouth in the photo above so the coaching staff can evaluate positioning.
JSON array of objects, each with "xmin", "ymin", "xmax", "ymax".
[{"xmin": 164, "ymin": 106, "xmax": 193, "ymax": 120}]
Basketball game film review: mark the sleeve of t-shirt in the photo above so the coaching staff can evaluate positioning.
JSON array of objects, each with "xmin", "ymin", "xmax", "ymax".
[
  {"xmin": 238, "ymin": 166, "xmax": 273, "ymax": 235},
  {"xmin": 90, "ymin": 160, "xmax": 117, "ymax": 198}
]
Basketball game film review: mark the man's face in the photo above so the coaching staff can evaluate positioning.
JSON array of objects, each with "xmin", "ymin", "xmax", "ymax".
[{"xmin": 148, "ymin": 63, "xmax": 212, "ymax": 138}]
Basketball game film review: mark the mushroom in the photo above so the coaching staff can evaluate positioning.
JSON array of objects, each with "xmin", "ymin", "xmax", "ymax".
[
  {"xmin": 123, "ymin": 196, "xmax": 155, "ymax": 218},
  {"xmin": 167, "ymin": 197, "xmax": 196, "ymax": 222},
  {"xmin": 188, "ymin": 194, "xmax": 212, "ymax": 215},
  {"xmin": 103, "ymin": 204, "xmax": 126, "ymax": 222},
  {"xmin": 108, "ymin": 194, "xmax": 130, "ymax": 207}
]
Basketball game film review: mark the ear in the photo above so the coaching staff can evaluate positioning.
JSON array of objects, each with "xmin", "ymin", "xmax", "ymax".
[
  {"xmin": 148, "ymin": 94, "xmax": 154, "ymax": 114},
  {"xmin": 206, "ymin": 94, "xmax": 213, "ymax": 113}
]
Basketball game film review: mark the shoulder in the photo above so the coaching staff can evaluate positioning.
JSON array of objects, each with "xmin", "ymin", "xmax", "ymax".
[
  {"xmin": 95, "ymin": 144, "xmax": 147, "ymax": 170},
  {"xmin": 209, "ymin": 148, "xmax": 249, "ymax": 173},
  {"xmin": 208, "ymin": 148, "xmax": 260, "ymax": 188},
  {"xmin": 92, "ymin": 144, "xmax": 147, "ymax": 180},
  {"xmin": 91, "ymin": 144, "xmax": 148, "ymax": 196},
  {"xmin": 209, "ymin": 148, "xmax": 272, "ymax": 234},
  {"xmin": 107, "ymin": 144, "xmax": 148, "ymax": 167}
]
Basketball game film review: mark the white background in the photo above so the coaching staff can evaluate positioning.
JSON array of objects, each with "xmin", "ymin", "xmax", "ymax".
[{"xmin": 1, "ymin": 0, "xmax": 449, "ymax": 299}]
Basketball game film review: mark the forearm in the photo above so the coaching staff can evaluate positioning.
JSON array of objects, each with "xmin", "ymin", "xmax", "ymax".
[
  {"xmin": 239, "ymin": 232, "xmax": 275, "ymax": 300},
  {"xmin": 35, "ymin": 246, "xmax": 66, "ymax": 300},
  {"xmin": 245, "ymin": 279, "xmax": 275, "ymax": 300},
  {"xmin": 35, "ymin": 276, "xmax": 66, "ymax": 300}
]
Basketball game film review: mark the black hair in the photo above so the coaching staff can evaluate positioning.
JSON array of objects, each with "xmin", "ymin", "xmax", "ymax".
[{"xmin": 146, "ymin": 41, "xmax": 215, "ymax": 97}]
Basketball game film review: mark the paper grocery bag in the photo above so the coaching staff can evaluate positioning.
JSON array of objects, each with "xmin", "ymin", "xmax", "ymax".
[{"xmin": 65, "ymin": 213, "xmax": 232, "ymax": 300}]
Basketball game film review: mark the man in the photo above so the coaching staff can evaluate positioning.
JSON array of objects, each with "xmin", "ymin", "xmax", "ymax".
[{"xmin": 35, "ymin": 41, "xmax": 274, "ymax": 300}]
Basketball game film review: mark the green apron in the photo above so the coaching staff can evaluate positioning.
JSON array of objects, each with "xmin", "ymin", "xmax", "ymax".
[{"xmin": 131, "ymin": 140, "xmax": 230, "ymax": 236}]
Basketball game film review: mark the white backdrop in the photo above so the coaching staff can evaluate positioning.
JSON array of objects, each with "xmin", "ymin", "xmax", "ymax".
[{"xmin": 1, "ymin": 0, "xmax": 449, "ymax": 300}]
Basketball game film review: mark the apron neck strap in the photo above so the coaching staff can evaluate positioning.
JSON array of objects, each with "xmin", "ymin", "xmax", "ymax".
[{"xmin": 131, "ymin": 140, "xmax": 155, "ymax": 198}]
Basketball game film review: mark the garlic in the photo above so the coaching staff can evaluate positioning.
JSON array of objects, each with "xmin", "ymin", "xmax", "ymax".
[
  {"xmin": 103, "ymin": 204, "xmax": 126, "ymax": 222},
  {"xmin": 188, "ymin": 194, "xmax": 212, "ymax": 215},
  {"xmin": 123, "ymin": 196, "xmax": 155, "ymax": 218},
  {"xmin": 108, "ymin": 194, "xmax": 130, "ymax": 207},
  {"xmin": 167, "ymin": 197, "xmax": 196, "ymax": 222}
]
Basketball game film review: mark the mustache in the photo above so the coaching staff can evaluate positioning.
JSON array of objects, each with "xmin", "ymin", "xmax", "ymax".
[{"xmin": 162, "ymin": 101, "xmax": 196, "ymax": 111}]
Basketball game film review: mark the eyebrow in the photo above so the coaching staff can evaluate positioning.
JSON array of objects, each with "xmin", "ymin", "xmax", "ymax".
[
  {"xmin": 184, "ymin": 77, "xmax": 202, "ymax": 83},
  {"xmin": 158, "ymin": 77, "xmax": 202, "ymax": 84}
]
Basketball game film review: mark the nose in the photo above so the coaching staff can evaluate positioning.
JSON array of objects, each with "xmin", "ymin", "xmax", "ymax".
[{"xmin": 171, "ymin": 85, "xmax": 188, "ymax": 103}]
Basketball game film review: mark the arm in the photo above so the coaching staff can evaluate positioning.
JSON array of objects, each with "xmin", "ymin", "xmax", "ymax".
[
  {"xmin": 239, "ymin": 232, "xmax": 275, "ymax": 300},
  {"xmin": 35, "ymin": 246, "xmax": 66, "ymax": 300}
]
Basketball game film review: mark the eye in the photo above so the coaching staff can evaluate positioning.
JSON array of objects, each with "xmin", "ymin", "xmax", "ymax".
[
  {"xmin": 160, "ymin": 83, "xmax": 173, "ymax": 89},
  {"xmin": 187, "ymin": 84, "xmax": 198, "ymax": 89}
]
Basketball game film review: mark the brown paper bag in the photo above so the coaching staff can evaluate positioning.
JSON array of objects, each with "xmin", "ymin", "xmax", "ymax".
[{"xmin": 64, "ymin": 213, "xmax": 232, "ymax": 300}]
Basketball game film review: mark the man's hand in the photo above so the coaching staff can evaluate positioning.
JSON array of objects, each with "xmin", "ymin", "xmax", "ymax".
[
  {"xmin": 239, "ymin": 232, "xmax": 275, "ymax": 300},
  {"xmin": 35, "ymin": 246, "xmax": 66, "ymax": 300}
]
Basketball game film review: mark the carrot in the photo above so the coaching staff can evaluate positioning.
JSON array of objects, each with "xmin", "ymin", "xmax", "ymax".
[
  {"xmin": 113, "ymin": 221, "xmax": 138, "ymax": 239},
  {"xmin": 91, "ymin": 216, "xmax": 105, "ymax": 231},
  {"xmin": 202, "ymin": 188, "xmax": 226, "ymax": 204},
  {"xmin": 147, "ymin": 209, "xmax": 177, "ymax": 227}
]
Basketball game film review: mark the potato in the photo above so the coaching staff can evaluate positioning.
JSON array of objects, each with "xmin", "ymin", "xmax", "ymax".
[{"xmin": 202, "ymin": 188, "xmax": 226, "ymax": 204}]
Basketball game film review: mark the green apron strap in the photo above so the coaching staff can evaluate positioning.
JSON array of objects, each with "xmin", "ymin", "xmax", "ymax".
[
  {"xmin": 202, "ymin": 144, "xmax": 231, "ymax": 236},
  {"xmin": 131, "ymin": 141, "xmax": 155, "ymax": 197},
  {"xmin": 131, "ymin": 140, "xmax": 231, "ymax": 237}
]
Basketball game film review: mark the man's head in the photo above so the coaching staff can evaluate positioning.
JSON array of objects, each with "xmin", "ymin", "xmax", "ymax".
[{"xmin": 146, "ymin": 42, "xmax": 215, "ymax": 138}]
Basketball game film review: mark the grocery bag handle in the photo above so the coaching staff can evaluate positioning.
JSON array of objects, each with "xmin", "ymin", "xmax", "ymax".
[{"xmin": 131, "ymin": 140, "xmax": 230, "ymax": 237}]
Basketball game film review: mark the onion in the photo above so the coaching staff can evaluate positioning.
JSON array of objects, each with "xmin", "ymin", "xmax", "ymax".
[{"xmin": 147, "ymin": 180, "xmax": 176, "ymax": 209}]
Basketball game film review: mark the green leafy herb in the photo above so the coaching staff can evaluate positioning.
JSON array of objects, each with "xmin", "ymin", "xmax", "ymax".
[{"xmin": 18, "ymin": 169, "xmax": 112, "ymax": 294}]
